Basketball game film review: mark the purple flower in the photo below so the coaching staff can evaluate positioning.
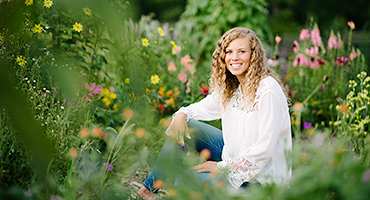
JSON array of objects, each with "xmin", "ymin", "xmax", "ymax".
[
  {"xmin": 24, "ymin": 189, "xmax": 32, "ymax": 197},
  {"xmin": 362, "ymin": 169, "xmax": 370, "ymax": 182},
  {"xmin": 304, "ymin": 122, "xmax": 312, "ymax": 129},
  {"xmin": 85, "ymin": 82, "xmax": 102, "ymax": 96},
  {"xmin": 320, "ymin": 84, "xmax": 325, "ymax": 90},
  {"xmin": 104, "ymin": 162, "xmax": 113, "ymax": 171}
]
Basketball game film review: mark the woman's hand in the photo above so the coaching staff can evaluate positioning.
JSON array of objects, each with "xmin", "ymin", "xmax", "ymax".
[
  {"xmin": 192, "ymin": 161, "xmax": 218, "ymax": 173},
  {"xmin": 169, "ymin": 113, "xmax": 191, "ymax": 146}
]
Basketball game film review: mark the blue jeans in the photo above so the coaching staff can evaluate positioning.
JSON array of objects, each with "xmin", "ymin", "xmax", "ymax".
[{"xmin": 143, "ymin": 120, "xmax": 224, "ymax": 193}]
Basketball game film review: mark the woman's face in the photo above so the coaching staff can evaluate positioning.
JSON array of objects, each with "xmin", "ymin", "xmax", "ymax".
[{"xmin": 224, "ymin": 37, "xmax": 252, "ymax": 82}]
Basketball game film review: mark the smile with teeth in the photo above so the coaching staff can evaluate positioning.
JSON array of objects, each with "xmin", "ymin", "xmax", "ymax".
[{"xmin": 230, "ymin": 63, "xmax": 242, "ymax": 68}]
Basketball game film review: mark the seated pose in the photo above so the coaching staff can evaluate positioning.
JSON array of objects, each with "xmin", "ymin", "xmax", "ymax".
[{"xmin": 137, "ymin": 27, "xmax": 292, "ymax": 199}]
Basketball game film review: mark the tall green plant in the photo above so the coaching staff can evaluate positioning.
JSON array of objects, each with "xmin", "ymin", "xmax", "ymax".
[
  {"xmin": 175, "ymin": 0, "xmax": 273, "ymax": 70},
  {"xmin": 333, "ymin": 71, "xmax": 370, "ymax": 156}
]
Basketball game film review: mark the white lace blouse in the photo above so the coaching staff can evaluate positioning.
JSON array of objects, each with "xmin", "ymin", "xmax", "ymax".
[{"xmin": 168, "ymin": 76, "xmax": 292, "ymax": 188}]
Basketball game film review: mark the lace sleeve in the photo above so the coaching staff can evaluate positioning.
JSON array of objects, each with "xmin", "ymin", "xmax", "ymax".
[
  {"xmin": 217, "ymin": 156, "xmax": 261, "ymax": 188},
  {"xmin": 174, "ymin": 106, "xmax": 196, "ymax": 122}
]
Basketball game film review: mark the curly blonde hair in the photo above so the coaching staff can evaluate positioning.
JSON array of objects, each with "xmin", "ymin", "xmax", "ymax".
[{"xmin": 210, "ymin": 27, "xmax": 287, "ymax": 108}]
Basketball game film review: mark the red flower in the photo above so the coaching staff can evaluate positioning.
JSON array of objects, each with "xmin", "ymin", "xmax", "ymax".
[{"xmin": 201, "ymin": 87, "xmax": 209, "ymax": 96}]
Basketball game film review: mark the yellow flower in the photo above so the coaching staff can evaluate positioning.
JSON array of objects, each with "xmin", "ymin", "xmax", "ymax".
[
  {"xmin": 166, "ymin": 90, "xmax": 173, "ymax": 97},
  {"xmin": 157, "ymin": 27, "xmax": 164, "ymax": 36},
  {"xmin": 33, "ymin": 24, "xmax": 42, "ymax": 33},
  {"xmin": 109, "ymin": 92, "xmax": 117, "ymax": 100},
  {"xmin": 113, "ymin": 104, "xmax": 119, "ymax": 112},
  {"xmin": 0, "ymin": 33, "xmax": 3, "ymax": 41},
  {"xmin": 102, "ymin": 88, "xmax": 110, "ymax": 96},
  {"xmin": 174, "ymin": 88, "xmax": 179, "ymax": 95},
  {"xmin": 83, "ymin": 7, "xmax": 92, "ymax": 16},
  {"xmin": 25, "ymin": 0, "xmax": 33, "ymax": 6},
  {"xmin": 168, "ymin": 97, "xmax": 175, "ymax": 105},
  {"xmin": 72, "ymin": 22, "xmax": 83, "ymax": 32},
  {"xmin": 141, "ymin": 38, "xmax": 149, "ymax": 47},
  {"xmin": 102, "ymin": 97, "xmax": 111, "ymax": 106},
  {"xmin": 150, "ymin": 74, "xmax": 160, "ymax": 85},
  {"xmin": 43, "ymin": 0, "xmax": 53, "ymax": 8},
  {"xmin": 170, "ymin": 41, "xmax": 177, "ymax": 49},
  {"xmin": 146, "ymin": 88, "xmax": 150, "ymax": 94},
  {"xmin": 124, "ymin": 78, "xmax": 129, "ymax": 84},
  {"xmin": 16, "ymin": 56, "xmax": 27, "ymax": 67},
  {"xmin": 158, "ymin": 87, "xmax": 165, "ymax": 97}
]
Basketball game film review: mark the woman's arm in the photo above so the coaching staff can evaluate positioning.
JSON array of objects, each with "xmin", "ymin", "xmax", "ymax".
[{"xmin": 167, "ymin": 93, "xmax": 222, "ymax": 145}]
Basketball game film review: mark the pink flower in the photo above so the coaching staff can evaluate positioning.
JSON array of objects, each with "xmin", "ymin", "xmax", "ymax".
[
  {"xmin": 275, "ymin": 36, "xmax": 282, "ymax": 44},
  {"xmin": 293, "ymin": 40, "xmax": 299, "ymax": 53},
  {"xmin": 85, "ymin": 96, "xmax": 92, "ymax": 102},
  {"xmin": 349, "ymin": 50, "xmax": 358, "ymax": 60},
  {"xmin": 267, "ymin": 59, "xmax": 279, "ymax": 67},
  {"xmin": 311, "ymin": 27, "xmax": 322, "ymax": 46},
  {"xmin": 328, "ymin": 35, "xmax": 343, "ymax": 49},
  {"xmin": 305, "ymin": 46, "xmax": 319, "ymax": 57},
  {"xmin": 186, "ymin": 78, "xmax": 191, "ymax": 93},
  {"xmin": 181, "ymin": 55, "xmax": 195, "ymax": 74},
  {"xmin": 85, "ymin": 83, "xmax": 102, "ymax": 96},
  {"xmin": 177, "ymin": 73, "xmax": 187, "ymax": 83},
  {"xmin": 293, "ymin": 54, "xmax": 309, "ymax": 67},
  {"xmin": 335, "ymin": 57, "xmax": 349, "ymax": 66},
  {"xmin": 308, "ymin": 58, "xmax": 319, "ymax": 69},
  {"xmin": 299, "ymin": 29, "xmax": 310, "ymax": 40},
  {"xmin": 172, "ymin": 45, "xmax": 181, "ymax": 54},
  {"xmin": 181, "ymin": 55, "xmax": 192, "ymax": 65},
  {"xmin": 168, "ymin": 61, "xmax": 176, "ymax": 72}
]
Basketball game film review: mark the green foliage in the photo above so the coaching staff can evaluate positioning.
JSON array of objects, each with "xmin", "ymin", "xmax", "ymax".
[
  {"xmin": 175, "ymin": 0, "xmax": 273, "ymax": 69},
  {"xmin": 333, "ymin": 71, "xmax": 370, "ymax": 156},
  {"xmin": 137, "ymin": 16, "xmax": 210, "ymax": 119}
]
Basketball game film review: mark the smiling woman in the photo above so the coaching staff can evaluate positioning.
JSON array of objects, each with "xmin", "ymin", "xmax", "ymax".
[
  {"xmin": 224, "ymin": 37, "xmax": 252, "ymax": 82},
  {"xmin": 136, "ymin": 27, "xmax": 292, "ymax": 199}
]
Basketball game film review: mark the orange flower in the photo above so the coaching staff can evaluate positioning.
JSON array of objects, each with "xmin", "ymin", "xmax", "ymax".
[
  {"xmin": 153, "ymin": 180, "xmax": 164, "ymax": 189},
  {"xmin": 200, "ymin": 149, "xmax": 211, "ymax": 160},
  {"xmin": 347, "ymin": 21, "xmax": 355, "ymax": 30},
  {"xmin": 339, "ymin": 103, "xmax": 348, "ymax": 113},
  {"xmin": 293, "ymin": 102, "xmax": 304, "ymax": 112},
  {"xmin": 166, "ymin": 90, "xmax": 174, "ymax": 97},
  {"xmin": 122, "ymin": 108, "xmax": 134, "ymax": 120},
  {"xmin": 68, "ymin": 148, "xmax": 79, "ymax": 158},
  {"xmin": 216, "ymin": 181, "xmax": 224, "ymax": 188},
  {"xmin": 92, "ymin": 126, "xmax": 103, "ymax": 138},
  {"xmin": 158, "ymin": 87, "xmax": 165, "ymax": 97},
  {"xmin": 79, "ymin": 127, "xmax": 89, "ymax": 138},
  {"xmin": 350, "ymin": 50, "xmax": 358, "ymax": 60},
  {"xmin": 135, "ymin": 128, "xmax": 146, "ymax": 138}
]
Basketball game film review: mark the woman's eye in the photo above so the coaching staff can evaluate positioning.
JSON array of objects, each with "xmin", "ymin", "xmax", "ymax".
[
  {"xmin": 239, "ymin": 50, "xmax": 246, "ymax": 53},
  {"xmin": 226, "ymin": 51, "xmax": 232, "ymax": 54}
]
